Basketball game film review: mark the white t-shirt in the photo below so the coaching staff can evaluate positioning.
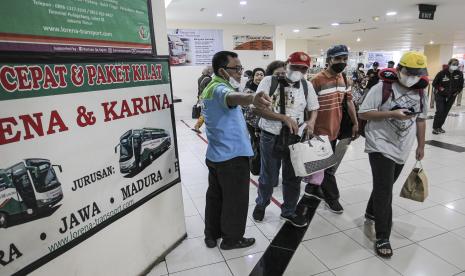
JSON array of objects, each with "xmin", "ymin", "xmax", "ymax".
[
  {"xmin": 358, "ymin": 82, "xmax": 428, "ymax": 164},
  {"xmin": 258, "ymin": 76, "xmax": 320, "ymax": 135}
]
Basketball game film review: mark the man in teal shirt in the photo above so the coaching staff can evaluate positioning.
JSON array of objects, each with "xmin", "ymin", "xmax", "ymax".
[{"xmin": 201, "ymin": 51, "xmax": 271, "ymax": 250}]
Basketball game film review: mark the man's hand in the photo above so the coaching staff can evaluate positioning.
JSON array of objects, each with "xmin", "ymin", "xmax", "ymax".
[
  {"xmin": 282, "ymin": 116, "xmax": 298, "ymax": 135},
  {"xmin": 390, "ymin": 109, "xmax": 414, "ymax": 121},
  {"xmin": 351, "ymin": 124, "xmax": 360, "ymax": 140},
  {"xmin": 253, "ymin": 91, "xmax": 272, "ymax": 110},
  {"xmin": 416, "ymin": 146, "xmax": 425, "ymax": 161}
]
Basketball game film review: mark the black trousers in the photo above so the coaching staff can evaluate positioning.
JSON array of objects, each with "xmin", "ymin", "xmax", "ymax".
[
  {"xmin": 321, "ymin": 140, "xmax": 340, "ymax": 201},
  {"xmin": 433, "ymin": 94, "xmax": 457, "ymax": 129},
  {"xmin": 204, "ymin": 157, "xmax": 250, "ymax": 242},
  {"xmin": 366, "ymin": 153, "xmax": 404, "ymax": 240}
]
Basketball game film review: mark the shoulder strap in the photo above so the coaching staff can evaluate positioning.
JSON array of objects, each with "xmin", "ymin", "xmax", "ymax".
[
  {"xmin": 301, "ymin": 79, "xmax": 308, "ymax": 99},
  {"xmin": 381, "ymin": 81, "xmax": 395, "ymax": 105},
  {"xmin": 279, "ymin": 80, "xmax": 286, "ymax": 115},
  {"xmin": 270, "ymin": 76, "xmax": 279, "ymax": 97},
  {"xmin": 341, "ymin": 72, "xmax": 348, "ymax": 89},
  {"xmin": 416, "ymin": 89, "xmax": 425, "ymax": 112}
]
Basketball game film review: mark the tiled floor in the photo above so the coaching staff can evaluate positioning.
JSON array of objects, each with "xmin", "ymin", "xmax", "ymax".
[{"xmin": 148, "ymin": 107, "xmax": 465, "ymax": 276}]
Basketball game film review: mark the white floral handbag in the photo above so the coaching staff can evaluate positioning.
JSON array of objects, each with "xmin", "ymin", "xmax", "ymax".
[{"xmin": 289, "ymin": 135, "xmax": 335, "ymax": 177}]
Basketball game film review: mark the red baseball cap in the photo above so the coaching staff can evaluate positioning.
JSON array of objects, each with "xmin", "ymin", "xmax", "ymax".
[{"xmin": 287, "ymin": 52, "xmax": 311, "ymax": 68}]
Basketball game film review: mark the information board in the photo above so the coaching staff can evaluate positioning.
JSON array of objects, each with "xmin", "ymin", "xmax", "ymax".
[
  {"xmin": 0, "ymin": 0, "xmax": 153, "ymax": 54},
  {"xmin": 0, "ymin": 58, "xmax": 180, "ymax": 275}
]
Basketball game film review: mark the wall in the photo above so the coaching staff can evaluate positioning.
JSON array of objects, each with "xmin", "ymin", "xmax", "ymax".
[
  {"xmin": 285, "ymin": 39, "xmax": 308, "ymax": 57},
  {"xmin": 31, "ymin": 0, "xmax": 187, "ymax": 275},
  {"xmin": 424, "ymin": 44, "xmax": 453, "ymax": 78},
  {"xmin": 167, "ymin": 22, "xmax": 276, "ymax": 119}
]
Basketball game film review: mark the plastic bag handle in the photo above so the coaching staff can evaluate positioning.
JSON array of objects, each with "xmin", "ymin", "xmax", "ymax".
[{"xmin": 414, "ymin": 161, "xmax": 423, "ymax": 171}]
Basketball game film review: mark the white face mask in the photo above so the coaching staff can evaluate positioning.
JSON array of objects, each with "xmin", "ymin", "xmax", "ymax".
[
  {"xmin": 450, "ymin": 65, "xmax": 459, "ymax": 71},
  {"xmin": 286, "ymin": 68, "xmax": 303, "ymax": 83},
  {"xmin": 399, "ymin": 72, "xmax": 420, "ymax": 87},
  {"xmin": 228, "ymin": 76, "xmax": 241, "ymax": 89}
]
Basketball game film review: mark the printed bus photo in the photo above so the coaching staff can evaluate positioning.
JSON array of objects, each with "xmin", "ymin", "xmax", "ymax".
[
  {"xmin": 115, "ymin": 128, "xmax": 171, "ymax": 175},
  {"xmin": 0, "ymin": 159, "xmax": 64, "ymax": 228}
]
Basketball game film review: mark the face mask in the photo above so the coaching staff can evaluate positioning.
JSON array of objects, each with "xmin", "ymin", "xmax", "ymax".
[
  {"xmin": 399, "ymin": 72, "xmax": 420, "ymax": 87},
  {"xmin": 228, "ymin": 76, "xmax": 241, "ymax": 89},
  {"xmin": 450, "ymin": 65, "xmax": 459, "ymax": 71},
  {"xmin": 286, "ymin": 68, "xmax": 303, "ymax": 82},
  {"xmin": 331, "ymin": 63, "xmax": 346, "ymax": 73}
]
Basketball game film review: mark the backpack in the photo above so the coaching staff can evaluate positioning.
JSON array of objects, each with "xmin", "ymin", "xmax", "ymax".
[
  {"xmin": 358, "ymin": 68, "xmax": 427, "ymax": 137},
  {"xmin": 269, "ymin": 76, "xmax": 309, "ymax": 120}
]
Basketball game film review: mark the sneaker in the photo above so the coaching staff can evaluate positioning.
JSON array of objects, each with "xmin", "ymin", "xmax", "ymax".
[
  {"xmin": 365, "ymin": 212, "xmax": 375, "ymax": 222},
  {"xmin": 325, "ymin": 200, "xmax": 344, "ymax": 214},
  {"xmin": 439, "ymin": 128, "xmax": 446, "ymax": 134},
  {"xmin": 252, "ymin": 205, "xmax": 265, "ymax": 222},
  {"xmin": 280, "ymin": 213, "xmax": 308, "ymax": 228},
  {"xmin": 432, "ymin": 129, "xmax": 440, "ymax": 135},
  {"xmin": 304, "ymin": 184, "xmax": 325, "ymax": 200},
  {"xmin": 204, "ymin": 237, "xmax": 217, "ymax": 248},
  {"xmin": 220, "ymin": 237, "xmax": 255, "ymax": 250}
]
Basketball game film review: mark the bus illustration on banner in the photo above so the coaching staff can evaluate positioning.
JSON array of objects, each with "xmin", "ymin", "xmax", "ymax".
[
  {"xmin": 0, "ymin": 159, "xmax": 64, "ymax": 228},
  {"xmin": 115, "ymin": 128, "xmax": 171, "ymax": 175}
]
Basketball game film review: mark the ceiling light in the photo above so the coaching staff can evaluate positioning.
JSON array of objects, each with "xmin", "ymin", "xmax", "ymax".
[
  {"xmin": 386, "ymin": 11, "xmax": 397, "ymax": 16},
  {"xmin": 331, "ymin": 22, "xmax": 340, "ymax": 26},
  {"xmin": 293, "ymin": 29, "xmax": 300, "ymax": 33},
  {"xmin": 240, "ymin": 1, "xmax": 247, "ymax": 5},
  {"xmin": 373, "ymin": 16, "xmax": 380, "ymax": 21},
  {"xmin": 429, "ymin": 40, "xmax": 434, "ymax": 44},
  {"xmin": 356, "ymin": 37, "xmax": 361, "ymax": 42},
  {"xmin": 216, "ymin": 13, "xmax": 223, "ymax": 17}
]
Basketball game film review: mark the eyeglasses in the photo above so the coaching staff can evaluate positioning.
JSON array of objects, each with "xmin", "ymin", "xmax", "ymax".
[{"xmin": 223, "ymin": 66, "xmax": 244, "ymax": 73}]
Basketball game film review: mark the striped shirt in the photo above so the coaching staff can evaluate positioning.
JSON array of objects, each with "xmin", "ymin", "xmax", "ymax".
[{"xmin": 311, "ymin": 70, "xmax": 352, "ymax": 141}]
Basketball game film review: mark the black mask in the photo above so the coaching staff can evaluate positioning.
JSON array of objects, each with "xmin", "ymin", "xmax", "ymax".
[{"xmin": 331, "ymin": 63, "xmax": 346, "ymax": 73}]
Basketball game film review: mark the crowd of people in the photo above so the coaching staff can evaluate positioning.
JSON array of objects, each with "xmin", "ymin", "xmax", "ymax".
[{"xmin": 193, "ymin": 47, "xmax": 463, "ymax": 258}]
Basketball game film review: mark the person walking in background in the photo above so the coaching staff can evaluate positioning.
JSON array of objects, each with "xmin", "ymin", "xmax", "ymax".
[
  {"xmin": 358, "ymin": 51, "xmax": 428, "ymax": 258},
  {"xmin": 265, "ymin": 60, "xmax": 286, "ymax": 77},
  {"xmin": 243, "ymin": 68, "xmax": 266, "ymax": 150},
  {"xmin": 243, "ymin": 68, "xmax": 265, "ymax": 176},
  {"xmin": 192, "ymin": 66, "xmax": 213, "ymax": 133},
  {"xmin": 252, "ymin": 52, "xmax": 319, "ymax": 227},
  {"xmin": 201, "ymin": 51, "xmax": 271, "ymax": 250},
  {"xmin": 304, "ymin": 45, "xmax": 359, "ymax": 214},
  {"xmin": 432, "ymin": 58, "xmax": 464, "ymax": 134},
  {"xmin": 387, "ymin": 61, "xmax": 395, "ymax": 68},
  {"xmin": 366, "ymin": 61, "xmax": 380, "ymax": 90},
  {"xmin": 239, "ymin": 70, "xmax": 253, "ymax": 92}
]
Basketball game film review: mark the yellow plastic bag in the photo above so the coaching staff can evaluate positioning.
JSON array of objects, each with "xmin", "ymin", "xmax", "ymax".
[{"xmin": 400, "ymin": 162, "xmax": 429, "ymax": 202}]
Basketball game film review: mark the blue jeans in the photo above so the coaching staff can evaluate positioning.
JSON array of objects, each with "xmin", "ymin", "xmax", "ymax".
[{"xmin": 255, "ymin": 131, "xmax": 302, "ymax": 216}]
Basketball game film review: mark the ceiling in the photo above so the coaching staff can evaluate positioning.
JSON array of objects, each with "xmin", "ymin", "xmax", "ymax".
[{"xmin": 165, "ymin": 0, "xmax": 465, "ymax": 54}]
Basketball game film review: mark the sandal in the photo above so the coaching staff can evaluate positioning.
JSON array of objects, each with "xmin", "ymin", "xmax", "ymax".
[{"xmin": 375, "ymin": 239, "xmax": 393, "ymax": 258}]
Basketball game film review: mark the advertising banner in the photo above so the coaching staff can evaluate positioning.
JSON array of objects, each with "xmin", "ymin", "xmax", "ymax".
[
  {"xmin": 367, "ymin": 52, "xmax": 394, "ymax": 68},
  {"xmin": 233, "ymin": 35, "xmax": 273, "ymax": 51},
  {"xmin": 167, "ymin": 29, "xmax": 223, "ymax": 66},
  {"xmin": 0, "ymin": 59, "xmax": 180, "ymax": 275},
  {"xmin": 0, "ymin": 0, "xmax": 153, "ymax": 55}
]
